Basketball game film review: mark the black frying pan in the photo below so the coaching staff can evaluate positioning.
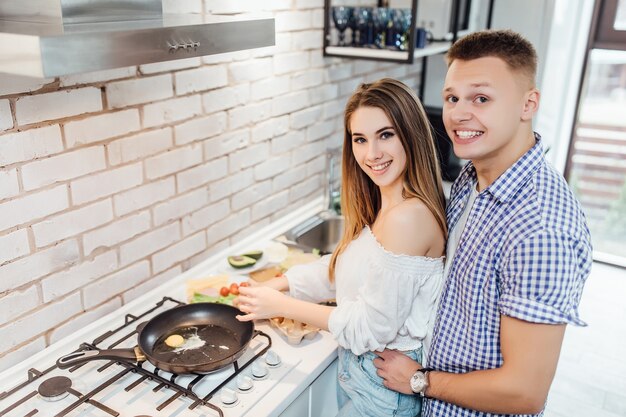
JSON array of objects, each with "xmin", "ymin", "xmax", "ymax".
[{"xmin": 56, "ymin": 303, "xmax": 254, "ymax": 374}]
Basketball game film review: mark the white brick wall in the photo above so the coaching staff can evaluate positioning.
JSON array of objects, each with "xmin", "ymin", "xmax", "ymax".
[
  {"xmin": 0, "ymin": 292, "xmax": 82, "ymax": 353},
  {"xmin": 15, "ymin": 88, "xmax": 103, "ymax": 125},
  {"xmin": 64, "ymin": 109, "xmax": 141, "ymax": 147},
  {"xmin": 0, "ymin": 2, "xmax": 426, "ymax": 369},
  {"xmin": 0, "ymin": 185, "xmax": 68, "ymax": 232},
  {"xmin": 0, "ymin": 125, "xmax": 63, "ymax": 167},
  {"xmin": 0, "ymin": 99, "xmax": 12, "ymax": 130},
  {"xmin": 83, "ymin": 210, "xmax": 151, "ymax": 255},
  {"xmin": 49, "ymin": 297, "xmax": 122, "ymax": 344},
  {"xmin": 60, "ymin": 66, "xmax": 136, "ymax": 87},
  {"xmin": 252, "ymin": 116, "xmax": 289, "ymax": 143},
  {"xmin": 119, "ymin": 222, "xmax": 180, "ymax": 266},
  {"xmin": 82, "ymin": 261, "xmax": 150, "ymax": 308},
  {"xmin": 106, "ymin": 75, "xmax": 173, "ymax": 108},
  {"xmin": 175, "ymin": 112, "xmax": 227, "ymax": 145},
  {"xmin": 41, "ymin": 251, "xmax": 118, "ymax": 302},
  {"xmin": 202, "ymin": 84, "xmax": 251, "ymax": 113},
  {"xmin": 143, "ymin": 94, "xmax": 203, "ymax": 128},
  {"xmin": 145, "ymin": 143, "xmax": 203, "ymax": 180},
  {"xmin": 153, "ymin": 188, "xmax": 208, "ymax": 226},
  {"xmin": 71, "ymin": 163, "xmax": 143, "ymax": 205},
  {"xmin": 175, "ymin": 66, "xmax": 228, "ymax": 95},
  {"xmin": 0, "ymin": 228, "xmax": 30, "ymax": 265},
  {"xmin": 0, "ymin": 338, "xmax": 46, "ymax": 375},
  {"xmin": 0, "ymin": 240, "xmax": 79, "ymax": 293},
  {"xmin": 182, "ymin": 199, "xmax": 230, "ymax": 235},
  {"xmin": 113, "ymin": 177, "xmax": 176, "ymax": 216},
  {"xmin": 152, "ymin": 231, "xmax": 206, "ymax": 274},
  {"xmin": 177, "ymin": 157, "xmax": 228, "ymax": 193},
  {"xmin": 32, "ymin": 199, "xmax": 114, "ymax": 247},
  {"xmin": 107, "ymin": 127, "xmax": 173, "ymax": 165},
  {"xmin": 250, "ymin": 75, "xmax": 291, "ymax": 101},
  {"xmin": 0, "ymin": 168, "xmax": 19, "ymax": 200},
  {"xmin": 0, "ymin": 285, "xmax": 39, "ymax": 323},
  {"xmin": 21, "ymin": 146, "xmax": 106, "ymax": 191},
  {"xmin": 229, "ymin": 58, "xmax": 274, "ymax": 83}
]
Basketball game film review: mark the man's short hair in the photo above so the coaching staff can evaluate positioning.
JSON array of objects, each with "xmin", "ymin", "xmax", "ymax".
[{"xmin": 446, "ymin": 29, "xmax": 538, "ymax": 87}]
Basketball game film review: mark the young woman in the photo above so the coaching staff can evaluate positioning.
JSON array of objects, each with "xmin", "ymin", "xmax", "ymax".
[{"xmin": 236, "ymin": 78, "xmax": 447, "ymax": 417}]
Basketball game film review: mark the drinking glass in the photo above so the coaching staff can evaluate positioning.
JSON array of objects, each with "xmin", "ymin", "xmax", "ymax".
[
  {"xmin": 372, "ymin": 8, "xmax": 390, "ymax": 49},
  {"xmin": 332, "ymin": 6, "xmax": 351, "ymax": 46},
  {"xmin": 394, "ymin": 9, "xmax": 412, "ymax": 50},
  {"xmin": 356, "ymin": 7, "xmax": 373, "ymax": 47},
  {"xmin": 348, "ymin": 7, "xmax": 359, "ymax": 47}
]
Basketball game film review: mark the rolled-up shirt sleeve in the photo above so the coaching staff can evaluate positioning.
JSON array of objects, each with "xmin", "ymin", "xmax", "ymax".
[
  {"xmin": 328, "ymin": 251, "xmax": 437, "ymax": 355},
  {"xmin": 286, "ymin": 255, "xmax": 336, "ymax": 303},
  {"xmin": 498, "ymin": 229, "xmax": 592, "ymax": 326}
]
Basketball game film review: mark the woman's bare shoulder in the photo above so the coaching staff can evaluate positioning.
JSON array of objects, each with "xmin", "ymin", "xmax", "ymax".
[{"xmin": 377, "ymin": 199, "xmax": 445, "ymax": 257}]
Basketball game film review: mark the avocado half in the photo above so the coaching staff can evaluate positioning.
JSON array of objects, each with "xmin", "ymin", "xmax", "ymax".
[
  {"xmin": 242, "ymin": 250, "xmax": 263, "ymax": 260},
  {"xmin": 228, "ymin": 255, "xmax": 257, "ymax": 269}
]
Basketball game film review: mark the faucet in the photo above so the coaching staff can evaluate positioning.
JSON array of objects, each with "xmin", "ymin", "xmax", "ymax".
[{"xmin": 326, "ymin": 148, "xmax": 342, "ymax": 214}]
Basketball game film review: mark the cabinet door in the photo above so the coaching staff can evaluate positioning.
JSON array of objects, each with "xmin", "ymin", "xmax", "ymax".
[
  {"xmin": 310, "ymin": 359, "xmax": 339, "ymax": 417},
  {"xmin": 279, "ymin": 387, "xmax": 310, "ymax": 417}
]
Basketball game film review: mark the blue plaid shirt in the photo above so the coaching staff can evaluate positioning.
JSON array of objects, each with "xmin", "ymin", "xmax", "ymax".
[{"xmin": 424, "ymin": 134, "xmax": 592, "ymax": 417}]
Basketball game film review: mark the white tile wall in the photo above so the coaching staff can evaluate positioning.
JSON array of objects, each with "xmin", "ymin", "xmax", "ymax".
[{"xmin": 0, "ymin": 3, "xmax": 425, "ymax": 370}]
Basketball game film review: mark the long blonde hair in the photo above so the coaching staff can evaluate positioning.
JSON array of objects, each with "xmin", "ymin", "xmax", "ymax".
[{"xmin": 329, "ymin": 78, "xmax": 447, "ymax": 281}]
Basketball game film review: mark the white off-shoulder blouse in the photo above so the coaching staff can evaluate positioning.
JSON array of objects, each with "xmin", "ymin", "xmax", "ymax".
[{"xmin": 286, "ymin": 226, "xmax": 444, "ymax": 356}]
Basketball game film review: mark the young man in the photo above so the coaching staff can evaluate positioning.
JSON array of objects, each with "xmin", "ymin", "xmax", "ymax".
[{"xmin": 374, "ymin": 29, "xmax": 592, "ymax": 417}]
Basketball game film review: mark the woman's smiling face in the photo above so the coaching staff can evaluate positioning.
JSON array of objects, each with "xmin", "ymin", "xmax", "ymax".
[{"xmin": 350, "ymin": 106, "xmax": 406, "ymax": 190}]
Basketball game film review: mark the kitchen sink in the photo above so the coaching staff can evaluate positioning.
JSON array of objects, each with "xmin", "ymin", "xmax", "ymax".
[{"xmin": 283, "ymin": 212, "xmax": 345, "ymax": 255}]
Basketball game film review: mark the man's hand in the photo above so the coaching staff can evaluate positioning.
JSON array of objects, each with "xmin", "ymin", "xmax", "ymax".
[{"xmin": 373, "ymin": 349, "xmax": 422, "ymax": 395}]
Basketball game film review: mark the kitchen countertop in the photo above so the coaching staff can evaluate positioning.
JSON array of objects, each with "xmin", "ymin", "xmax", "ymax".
[{"xmin": 0, "ymin": 197, "xmax": 339, "ymax": 417}]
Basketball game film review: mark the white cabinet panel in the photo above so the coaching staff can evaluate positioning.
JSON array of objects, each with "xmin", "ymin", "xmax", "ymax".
[
  {"xmin": 279, "ymin": 386, "xmax": 310, "ymax": 417},
  {"xmin": 310, "ymin": 359, "xmax": 339, "ymax": 417}
]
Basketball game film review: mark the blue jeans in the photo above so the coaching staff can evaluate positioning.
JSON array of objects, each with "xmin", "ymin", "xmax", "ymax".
[{"xmin": 337, "ymin": 347, "xmax": 423, "ymax": 417}]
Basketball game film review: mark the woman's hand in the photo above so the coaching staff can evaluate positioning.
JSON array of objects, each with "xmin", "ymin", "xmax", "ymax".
[{"xmin": 236, "ymin": 285, "xmax": 289, "ymax": 321}]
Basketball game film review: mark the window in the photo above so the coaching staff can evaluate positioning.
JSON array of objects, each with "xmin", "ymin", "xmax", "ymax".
[{"xmin": 566, "ymin": 0, "xmax": 626, "ymax": 266}]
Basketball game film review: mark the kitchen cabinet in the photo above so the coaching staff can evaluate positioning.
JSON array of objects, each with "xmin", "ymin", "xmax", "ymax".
[
  {"xmin": 279, "ymin": 385, "xmax": 311, "ymax": 417},
  {"xmin": 310, "ymin": 359, "xmax": 339, "ymax": 417},
  {"xmin": 279, "ymin": 358, "xmax": 339, "ymax": 417}
]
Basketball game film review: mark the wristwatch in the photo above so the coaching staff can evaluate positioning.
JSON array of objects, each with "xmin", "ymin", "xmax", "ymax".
[{"xmin": 410, "ymin": 368, "xmax": 434, "ymax": 396}]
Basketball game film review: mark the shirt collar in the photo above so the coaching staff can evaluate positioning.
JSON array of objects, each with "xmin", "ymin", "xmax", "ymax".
[{"xmin": 456, "ymin": 132, "xmax": 545, "ymax": 203}]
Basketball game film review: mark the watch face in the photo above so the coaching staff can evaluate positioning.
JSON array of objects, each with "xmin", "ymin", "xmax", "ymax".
[{"xmin": 410, "ymin": 371, "xmax": 427, "ymax": 394}]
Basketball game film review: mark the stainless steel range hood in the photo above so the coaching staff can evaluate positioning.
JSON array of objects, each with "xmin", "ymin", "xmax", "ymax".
[{"xmin": 0, "ymin": 0, "xmax": 275, "ymax": 78}]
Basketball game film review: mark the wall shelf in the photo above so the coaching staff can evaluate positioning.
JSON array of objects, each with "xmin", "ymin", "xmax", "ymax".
[{"xmin": 324, "ymin": 40, "xmax": 451, "ymax": 61}]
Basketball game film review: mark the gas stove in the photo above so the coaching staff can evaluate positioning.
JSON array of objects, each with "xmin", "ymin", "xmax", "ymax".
[
  {"xmin": 0, "ymin": 297, "xmax": 304, "ymax": 417},
  {"xmin": 0, "ymin": 200, "xmax": 339, "ymax": 417}
]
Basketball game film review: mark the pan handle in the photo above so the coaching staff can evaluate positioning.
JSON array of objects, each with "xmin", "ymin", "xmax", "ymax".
[{"xmin": 57, "ymin": 346, "xmax": 143, "ymax": 369}]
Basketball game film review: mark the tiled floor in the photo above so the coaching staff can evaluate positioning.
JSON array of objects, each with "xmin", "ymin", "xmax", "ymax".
[{"xmin": 545, "ymin": 262, "xmax": 626, "ymax": 417}]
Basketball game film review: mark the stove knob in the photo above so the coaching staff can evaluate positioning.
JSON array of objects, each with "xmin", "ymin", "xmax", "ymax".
[
  {"xmin": 220, "ymin": 388, "xmax": 238, "ymax": 405},
  {"xmin": 237, "ymin": 374, "xmax": 253, "ymax": 391},
  {"xmin": 265, "ymin": 349, "xmax": 282, "ymax": 367},
  {"xmin": 251, "ymin": 361, "xmax": 269, "ymax": 378}
]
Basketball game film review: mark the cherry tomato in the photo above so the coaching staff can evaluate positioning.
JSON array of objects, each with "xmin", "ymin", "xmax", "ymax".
[
  {"xmin": 239, "ymin": 282, "xmax": 250, "ymax": 288},
  {"xmin": 219, "ymin": 286, "xmax": 230, "ymax": 297},
  {"xmin": 229, "ymin": 283, "xmax": 240, "ymax": 295}
]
